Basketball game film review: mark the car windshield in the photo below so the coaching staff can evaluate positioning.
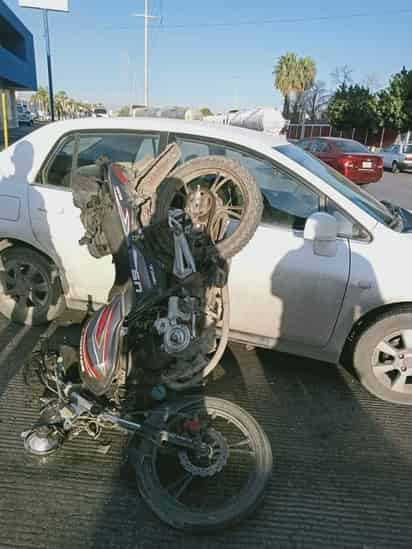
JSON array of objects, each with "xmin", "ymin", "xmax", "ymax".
[
  {"xmin": 94, "ymin": 109, "xmax": 107, "ymax": 115},
  {"xmin": 276, "ymin": 144, "xmax": 394, "ymax": 225},
  {"xmin": 404, "ymin": 145, "xmax": 412, "ymax": 154},
  {"xmin": 334, "ymin": 140, "xmax": 370, "ymax": 153}
]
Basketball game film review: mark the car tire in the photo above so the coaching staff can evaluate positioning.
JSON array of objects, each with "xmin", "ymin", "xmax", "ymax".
[
  {"xmin": 352, "ymin": 309, "xmax": 412, "ymax": 405},
  {"xmin": 0, "ymin": 247, "xmax": 65, "ymax": 326},
  {"xmin": 391, "ymin": 161, "xmax": 400, "ymax": 174}
]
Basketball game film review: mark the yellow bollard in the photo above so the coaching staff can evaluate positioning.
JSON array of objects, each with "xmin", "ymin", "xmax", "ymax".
[{"xmin": 1, "ymin": 93, "xmax": 9, "ymax": 150}]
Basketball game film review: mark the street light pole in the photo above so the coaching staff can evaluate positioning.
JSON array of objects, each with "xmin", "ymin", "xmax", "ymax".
[
  {"xmin": 43, "ymin": 9, "xmax": 55, "ymax": 121},
  {"xmin": 144, "ymin": 0, "xmax": 148, "ymax": 107},
  {"xmin": 132, "ymin": 1, "xmax": 161, "ymax": 107}
]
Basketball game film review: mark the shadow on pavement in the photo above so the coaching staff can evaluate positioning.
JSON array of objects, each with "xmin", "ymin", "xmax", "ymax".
[
  {"xmin": 1, "ymin": 324, "xmax": 412, "ymax": 547},
  {"xmin": 86, "ymin": 344, "xmax": 412, "ymax": 549},
  {"xmin": 0, "ymin": 315, "xmax": 43, "ymax": 399}
]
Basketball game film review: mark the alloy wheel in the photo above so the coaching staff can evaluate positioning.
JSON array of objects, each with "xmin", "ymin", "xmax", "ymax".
[
  {"xmin": 372, "ymin": 329, "xmax": 412, "ymax": 393},
  {"xmin": 5, "ymin": 259, "xmax": 50, "ymax": 313}
]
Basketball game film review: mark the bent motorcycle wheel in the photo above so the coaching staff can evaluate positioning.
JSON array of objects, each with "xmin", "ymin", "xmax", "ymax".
[
  {"xmin": 152, "ymin": 156, "xmax": 263, "ymax": 260},
  {"xmin": 135, "ymin": 397, "xmax": 272, "ymax": 532}
]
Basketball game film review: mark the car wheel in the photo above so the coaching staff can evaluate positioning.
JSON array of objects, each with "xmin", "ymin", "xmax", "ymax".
[
  {"xmin": 352, "ymin": 309, "xmax": 412, "ymax": 404},
  {"xmin": 391, "ymin": 161, "xmax": 400, "ymax": 174},
  {"xmin": 0, "ymin": 247, "xmax": 65, "ymax": 326}
]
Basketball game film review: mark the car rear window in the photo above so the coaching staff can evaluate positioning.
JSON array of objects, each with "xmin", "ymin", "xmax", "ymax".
[
  {"xmin": 334, "ymin": 140, "xmax": 369, "ymax": 154},
  {"xmin": 404, "ymin": 145, "xmax": 412, "ymax": 154}
]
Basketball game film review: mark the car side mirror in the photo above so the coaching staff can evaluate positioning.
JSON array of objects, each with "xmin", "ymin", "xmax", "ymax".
[{"xmin": 304, "ymin": 212, "xmax": 338, "ymax": 257}]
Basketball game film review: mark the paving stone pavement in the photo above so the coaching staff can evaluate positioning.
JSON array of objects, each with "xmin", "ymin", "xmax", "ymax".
[{"xmin": 1, "ymin": 314, "xmax": 412, "ymax": 549}]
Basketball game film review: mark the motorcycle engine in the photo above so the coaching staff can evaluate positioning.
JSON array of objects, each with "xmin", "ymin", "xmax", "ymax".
[
  {"xmin": 154, "ymin": 296, "xmax": 196, "ymax": 355},
  {"xmin": 132, "ymin": 290, "xmax": 218, "ymax": 390}
]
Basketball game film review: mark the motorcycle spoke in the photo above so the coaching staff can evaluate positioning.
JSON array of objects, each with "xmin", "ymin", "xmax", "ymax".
[
  {"xmin": 228, "ymin": 437, "xmax": 255, "ymax": 456},
  {"xmin": 166, "ymin": 472, "xmax": 194, "ymax": 500},
  {"xmin": 228, "ymin": 438, "xmax": 251, "ymax": 449},
  {"xmin": 210, "ymin": 174, "xmax": 231, "ymax": 195},
  {"xmin": 218, "ymin": 206, "xmax": 244, "ymax": 220},
  {"xmin": 229, "ymin": 448, "xmax": 255, "ymax": 456}
]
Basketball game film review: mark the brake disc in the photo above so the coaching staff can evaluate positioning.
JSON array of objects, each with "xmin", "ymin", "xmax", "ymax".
[{"xmin": 178, "ymin": 428, "xmax": 228, "ymax": 477}]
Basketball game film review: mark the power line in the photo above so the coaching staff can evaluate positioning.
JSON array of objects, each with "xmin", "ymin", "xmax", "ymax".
[
  {"xmin": 64, "ymin": 8, "xmax": 412, "ymax": 32},
  {"xmin": 160, "ymin": 8, "xmax": 412, "ymax": 29}
]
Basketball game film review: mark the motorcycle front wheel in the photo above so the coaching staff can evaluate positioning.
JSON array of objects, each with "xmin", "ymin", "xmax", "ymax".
[
  {"xmin": 135, "ymin": 396, "xmax": 272, "ymax": 532},
  {"xmin": 151, "ymin": 156, "xmax": 264, "ymax": 260}
]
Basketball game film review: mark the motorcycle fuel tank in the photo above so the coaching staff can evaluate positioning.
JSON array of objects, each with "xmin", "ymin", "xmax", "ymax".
[{"xmin": 80, "ymin": 293, "xmax": 126, "ymax": 396}]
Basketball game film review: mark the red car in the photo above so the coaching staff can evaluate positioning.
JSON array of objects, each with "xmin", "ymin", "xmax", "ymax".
[{"xmin": 297, "ymin": 137, "xmax": 383, "ymax": 184}]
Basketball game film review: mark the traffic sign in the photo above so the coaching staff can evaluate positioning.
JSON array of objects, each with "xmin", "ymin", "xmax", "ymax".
[{"xmin": 19, "ymin": 0, "xmax": 69, "ymax": 12}]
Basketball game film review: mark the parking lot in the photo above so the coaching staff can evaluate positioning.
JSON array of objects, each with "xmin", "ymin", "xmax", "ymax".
[{"xmin": 1, "ymin": 134, "xmax": 412, "ymax": 548}]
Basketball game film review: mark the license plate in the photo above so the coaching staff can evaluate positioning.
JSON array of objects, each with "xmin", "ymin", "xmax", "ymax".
[{"xmin": 362, "ymin": 161, "xmax": 372, "ymax": 169}]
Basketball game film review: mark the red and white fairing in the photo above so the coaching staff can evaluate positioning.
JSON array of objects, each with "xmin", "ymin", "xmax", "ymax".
[{"xmin": 79, "ymin": 293, "xmax": 127, "ymax": 396}]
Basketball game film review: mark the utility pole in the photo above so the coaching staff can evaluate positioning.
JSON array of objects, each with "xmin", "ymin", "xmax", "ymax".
[
  {"xmin": 132, "ymin": 1, "xmax": 161, "ymax": 107},
  {"xmin": 43, "ymin": 10, "xmax": 55, "ymax": 121},
  {"xmin": 19, "ymin": 1, "xmax": 70, "ymax": 122}
]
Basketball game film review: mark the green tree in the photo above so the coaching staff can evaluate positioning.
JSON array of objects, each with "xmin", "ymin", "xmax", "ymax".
[
  {"xmin": 273, "ymin": 52, "xmax": 316, "ymax": 120},
  {"xmin": 273, "ymin": 52, "xmax": 300, "ymax": 119},
  {"xmin": 118, "ymin": 105, "xmax": 131, "ymax": 116},
  {"xmin": 200, "ymin": 107, "xmax": 213, "ymax": 117},
  {"xmin": 55, "ymin": 90, "xmax": 69, "ymax": 120},
  {"xmin": 33, "ymin": 86, "xmax": 49, "ymax": 116},
  {"xmin": 376, "ymin": 67, "xmax": 412, "ymax": 131},
  {"xmin": 291, "ymin": 56, "xmax": 317, "ymax": 122},
  {"xmin": 327, "ymin": 84, "xmax": 378, "ymax": 130}
]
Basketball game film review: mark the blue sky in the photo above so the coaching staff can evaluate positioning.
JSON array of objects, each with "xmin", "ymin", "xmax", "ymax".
[{"xmin": 5, "ymin": 0, "xmax": 412, "ymax": 112}]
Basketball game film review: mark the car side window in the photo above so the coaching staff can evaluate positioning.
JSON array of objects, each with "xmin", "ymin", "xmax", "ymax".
[
  {"xmin": 42, "ymin": 132, "xmax": 160, "ymax": 188},
  {"xmin": 317, "ymin": 142, "xmax": 331, "ymax": 153},
  {"xmin": 172, "ymin": 135, "xmax": 320, "ymax": 230},
  {"xmin": 74, "ymin": 132, "xmax": 160, "ymax": 182},
  {"xmin": 309, "ymin": 141, "xmax": 321, "ymax": 153},
  {"xmin": 326, "ymin": 199, "xmax": 369, "ymax": 240},
  {"xmin": 43, "ymin": 136, "xmax": 76, "ymax": 187},
  {"xmin": 298, "ymin": 139, "xmax": 311, "ymax": 150}
]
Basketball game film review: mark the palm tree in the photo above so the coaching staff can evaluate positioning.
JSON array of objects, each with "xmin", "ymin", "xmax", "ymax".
[
  {"xmin": 273, "ymin": 52, "xmax": 300, "ymax": 119},
  {"xmin": 273, "ymin": 53, "xmax": 317, "ymax": 120},
  {"xmin": 55, "ymin": 90, "xmax": 69, "ymax": 120},
  {"xmin": 292, "ymin": 57, "xmax": 317, "ymax": 121},
  {"xmin": 33, "ymin": 86, "xmax": 50, "ymax": 118}
]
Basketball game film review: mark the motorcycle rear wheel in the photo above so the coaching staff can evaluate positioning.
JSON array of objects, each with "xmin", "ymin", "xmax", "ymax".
[{"xmin": 135, "ymin": 396, "xmax": 272, "ymax": 532}]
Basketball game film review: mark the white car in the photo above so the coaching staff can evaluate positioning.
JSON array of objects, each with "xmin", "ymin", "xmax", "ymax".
[
  {"xmin": 381, "ymin": 143, "xmax": 412, "ymax": 173},
  {"xmin": 1, "ymin": 118, "xmax": 412, "ymax": 405},
  {"xmin": 92, "ymin": 107, "xmax": 109, "ymax": 118},
  {"xmin": 16, "ymin": 104, "xmax": 33, "ymax": 127}
]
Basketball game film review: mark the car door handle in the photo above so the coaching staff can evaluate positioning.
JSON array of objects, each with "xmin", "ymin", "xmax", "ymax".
[
  {"xmin": 357, "ymin": 280, "xmax": 372, "ymax": 289},
  {"xmin": 37, "ymin": 207, "xmax": 64, "ymax": 214}
]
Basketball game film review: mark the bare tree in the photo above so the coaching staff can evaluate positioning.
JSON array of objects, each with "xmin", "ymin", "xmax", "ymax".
[
  {"xmin": 331, "ymin": 65, "xmax": 353, "ymax": 88},
  {"xmin": 362, "ymin": 73, "xmax": 383, "ymax": 93},
  {"xmin": 303, "ymin": 81, "xmax": 331, "ymax": 121}
]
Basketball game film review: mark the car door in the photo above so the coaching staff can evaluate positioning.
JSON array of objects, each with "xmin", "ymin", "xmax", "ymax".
[
  {"xmin": 169, "ymin": 134, "xmax": 350, "ymax": 348},
  {"xmin": 28, "ymin": 130, "xmax": 163, "ymax": 307},
  {"xmin": 394, "ymin": 144, "xmax": 403, "ymax": 164},
  {"xmin": 317, "ymin": 141, "xmax": 336, "ymax": 168},
  {"xmin": 385, "ymin": 145, "xmax": 398, "ymax": 167}
]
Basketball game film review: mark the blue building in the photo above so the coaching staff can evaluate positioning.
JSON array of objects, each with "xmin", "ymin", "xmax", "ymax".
[{"xmin": 0, "ymin": 0, "xmax": 37, "ymax": 127}]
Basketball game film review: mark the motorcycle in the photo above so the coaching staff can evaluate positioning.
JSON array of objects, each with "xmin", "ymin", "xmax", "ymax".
[{"xmin": 22, "ymin": 144, "xmax": 272, "ymax": 531}]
